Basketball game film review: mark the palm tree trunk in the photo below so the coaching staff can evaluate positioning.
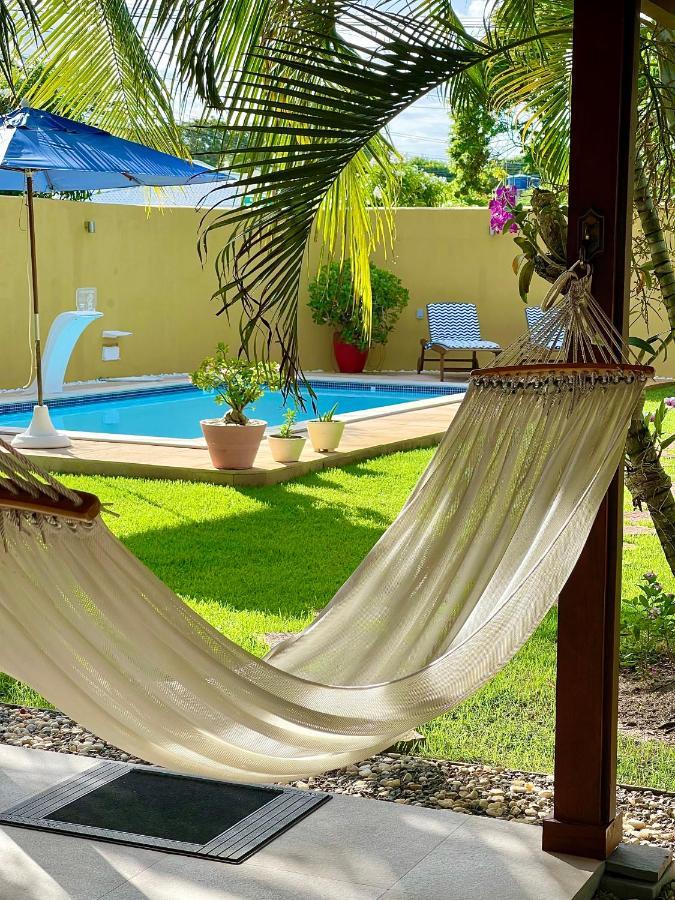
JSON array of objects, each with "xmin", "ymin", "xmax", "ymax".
[
  {"xmin": 633, "ymin": 159, "xmax": 675, "ymax": 327},
  {"xmin": 624, "ymin": 158, "xmax": 675, "ymax": 574},
  {"xmin": 625, "ymin": 398, "xmax": 675, "ymax": 573}
]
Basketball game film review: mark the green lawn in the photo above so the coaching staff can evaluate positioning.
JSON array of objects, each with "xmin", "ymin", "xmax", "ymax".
[{"xmin": 2, "ymin": 387, "xmax": 675, "ymax": 789}]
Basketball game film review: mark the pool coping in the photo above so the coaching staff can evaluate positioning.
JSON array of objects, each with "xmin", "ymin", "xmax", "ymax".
[
  {"xmin": 0, "ymin": 377, "xmax": 465, "ymax": 448},
  {"xmin": 14, "ymin": 398, "xmax": 462, "ymax": 487}
]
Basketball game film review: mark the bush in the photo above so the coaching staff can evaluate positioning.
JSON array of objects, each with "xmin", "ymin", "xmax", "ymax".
[
  {"xmin": 368, "ymin": 160, "xmax": 453, "ymax": 208},
  {"xmin": 621, "ymin": 571, "xmax": 675, "ymax": 670},
  {"xmin": 308, "ymin": 260, "xmax": 409, "ymax": 350},
  {"xmin": 191, "ymin": 343, "xmax": 281, "ymax": 425}
]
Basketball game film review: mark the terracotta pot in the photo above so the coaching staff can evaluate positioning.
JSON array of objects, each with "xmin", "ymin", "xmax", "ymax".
[
  {"xmin": 333, "ymin": 334, "xmax": 369, "ymax": 373},
  {"xmin": 307, "ymin": 420, "xmax": 345, "ymax": 452},
  {"xmin": 200, "ymin": 419, "xmax": 266, "ymax": 469},
  {"xmin": 268, "ymin": 435, "xmax": 306, "ymax": 463}
]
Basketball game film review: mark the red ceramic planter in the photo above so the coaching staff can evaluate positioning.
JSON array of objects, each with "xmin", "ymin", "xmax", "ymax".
[{"xmin": 333, "ymin": 334, "xmax": 369, "ymax": 373}]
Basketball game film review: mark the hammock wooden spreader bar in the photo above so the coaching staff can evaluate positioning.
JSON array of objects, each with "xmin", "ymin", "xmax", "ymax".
[{"xmin": 0, "ymin": 485, "xmax": 100, "ymax": 522}]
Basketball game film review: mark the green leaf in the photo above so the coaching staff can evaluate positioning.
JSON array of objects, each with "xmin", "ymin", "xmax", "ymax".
[
  {"xmin": 654, "ymin": 400, "xmax": 667, "ymax": 433},
  {"xmin": 518, "ymin": 259, "xmax": 535, "ymax": 301},
  {"xmin": 513, "ymin": 235, "xmax": 536, "ymax": 255},
  {"xmin": 629, "ymin": 336, "xmax": 658, "ymax": 355}
]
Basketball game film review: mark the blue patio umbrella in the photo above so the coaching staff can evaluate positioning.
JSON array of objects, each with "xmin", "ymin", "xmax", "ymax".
[{"xmin": 0, "ymin": 106, "xmax": 230, "ymax": 447}]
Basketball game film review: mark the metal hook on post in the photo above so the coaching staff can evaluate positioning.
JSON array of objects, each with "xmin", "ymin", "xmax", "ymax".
[{"xmin": 578, "ymin": 208, "xmax": 605, "ymax": 267}]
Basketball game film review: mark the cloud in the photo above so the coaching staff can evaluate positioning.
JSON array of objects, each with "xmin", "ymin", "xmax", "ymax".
[
  {"xmin": 388, "ymin": 93, "xmax": 449, "ymax": 159},
  {"xmin": 461, "ymin": 0, "xmax": 489, "ymax": 20}
]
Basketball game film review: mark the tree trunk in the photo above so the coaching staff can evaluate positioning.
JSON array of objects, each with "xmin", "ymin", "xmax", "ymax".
[
  {"xmin": 625, "ymin": 397, "xmax": 675, "ymax": 574},
  {"xmin": 624, "ymin": 158, "xmax": 675, "ymax": 574},
  {"xmin": 633, "ymin": 159, "xmax": 675, "ymax": 329}
]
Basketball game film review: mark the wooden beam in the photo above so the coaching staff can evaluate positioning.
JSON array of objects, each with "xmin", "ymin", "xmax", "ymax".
[
  {"xmin": 541, "ymin": 0, "xmax": 641, "ymax": 861},
  {"xmin": 643, "ymin": 0, "xmax": 675, "ymax": 27}
]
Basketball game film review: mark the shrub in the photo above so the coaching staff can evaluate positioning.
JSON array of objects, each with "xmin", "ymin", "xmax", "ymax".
[
  {"xmin": 308, "ymin": 260, "xmax": 409, "ymax": 351},
  {"xmin": 191, "ymin": 343, "xmax": 281, "ymax": 425},
  {"xmin": 621, "ymin": 571, "xmax": 675, "ymax": 670}
]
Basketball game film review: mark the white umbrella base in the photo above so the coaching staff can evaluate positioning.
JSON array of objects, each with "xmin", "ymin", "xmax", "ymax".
[{"xmin": 11, "ymin": 405, "xmax": 72, "ymax": 449}]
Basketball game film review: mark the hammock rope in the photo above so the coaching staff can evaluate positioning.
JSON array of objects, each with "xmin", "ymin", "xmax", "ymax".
[{"xmin": 0, "ymin": 266, "xmax": 654, "ymax": 782}]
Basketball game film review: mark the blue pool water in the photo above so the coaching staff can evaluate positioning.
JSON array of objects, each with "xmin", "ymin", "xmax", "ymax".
[{"xmin": 0, "ymin": 380, "xmax": 462, "ymax": 440}]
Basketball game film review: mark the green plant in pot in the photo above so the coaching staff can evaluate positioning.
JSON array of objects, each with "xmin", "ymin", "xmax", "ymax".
[
  {"xmin": 308, "ymin": 260, "xmax": 409, "ymax": 373},
  {"xmin": 307, "ymin": 402, "xmax": 345, "ymax": 452},
  {"xmin": 191, "ymin": 343, "xmax": 280, "ymax": 469},
  {"xmin": 268, "ymin": 408, "xmax": 306, "ymax": 463}
]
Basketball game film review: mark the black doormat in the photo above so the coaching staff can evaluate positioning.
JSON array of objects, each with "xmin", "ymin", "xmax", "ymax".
[{"xmin": 0, "ymin": 760, "xmax": 329, "ymax": 863}]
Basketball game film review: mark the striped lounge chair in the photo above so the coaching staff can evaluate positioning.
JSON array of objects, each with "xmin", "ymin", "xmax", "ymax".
[
  {"xmin": 418, "ymin": 302, "xmax": 501, "ymax": 381},
  {"xmin": 525, "ymin": 306, "xmax": 565, "ymax": 351}
]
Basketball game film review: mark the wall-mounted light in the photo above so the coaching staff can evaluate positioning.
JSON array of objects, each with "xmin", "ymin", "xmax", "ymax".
[{"xmin": 84, "ymin": 220, "xmax": 96, "ymax": 234}]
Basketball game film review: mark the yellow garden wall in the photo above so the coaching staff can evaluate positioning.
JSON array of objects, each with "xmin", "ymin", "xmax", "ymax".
[{"xmin": 0, "ymin": 196, "xmax": 670, "ymax": 391}]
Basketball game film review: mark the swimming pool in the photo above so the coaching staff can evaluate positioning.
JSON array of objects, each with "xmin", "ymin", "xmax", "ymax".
[{"xmin": 0, "ymin": 379, "xmax": 464, "ymax": 441}]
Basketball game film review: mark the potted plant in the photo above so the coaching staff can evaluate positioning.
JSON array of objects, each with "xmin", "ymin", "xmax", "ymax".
[
  {"xmin": 308, "ymin": 260, "xmax": 409, "ymax": 373},
  {"xmin": 307, "ymin": 403, "xmax": 345, "ymax": 452},
  {"xmin": 191, "ymin": 343, "xmax": 280, "ymax": 469},
  {"xmin": 268, "ymin": 409, "xmax": 306, "ymax": 463}
]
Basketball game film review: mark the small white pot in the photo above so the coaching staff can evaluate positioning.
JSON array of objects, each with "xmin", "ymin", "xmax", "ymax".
[
  {"xmin": 307, "ymin": 420, "xmax": 345, "ymax": 452},
  {"xmin": 268, "ymin": 435, "xmax": 306, "ymax": 463}
]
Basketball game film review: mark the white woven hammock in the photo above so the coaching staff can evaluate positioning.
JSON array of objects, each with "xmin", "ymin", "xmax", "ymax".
[{"xmin": 0, "ymin": 270, "xmax": 651, "ymax": 782}]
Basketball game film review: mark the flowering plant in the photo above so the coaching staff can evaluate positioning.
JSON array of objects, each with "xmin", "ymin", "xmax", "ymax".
[
  {"xmin": 621, "ymin": 571, "xmax": 675, "ymax": 669},
  {"xmin": 489, "ymin": 184, "xmax": 519, "ymax": 234},
  {"xmin": 191, "ymin": 343, "xmax": 281, "ymax": 425}
]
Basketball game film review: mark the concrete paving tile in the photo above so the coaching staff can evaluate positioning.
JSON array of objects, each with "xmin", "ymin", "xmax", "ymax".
[
  {"xmin": 0, "ymin": 748, "xmax": 598, "ymax": 900},
  {"xmin": 0, "ymin": 827, "xmax": 158, "ymax": 900},
  {"xmin": 244, "ymin": 793, "xmax": 467, "ymax": 888},
  {"xmin": 104, "ymin": 856, "xmax": 384, "ymax": 900},
  {"xmin": 0, "ymin": 745, "xmax": 97, "ymax": 809},
  {"xmin": 380, "ymin": 814, "xmax": 602, "ymax": 900}
]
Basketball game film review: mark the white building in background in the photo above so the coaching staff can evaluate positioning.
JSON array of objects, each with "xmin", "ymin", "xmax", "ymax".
[{"xmin": 90, "ymin": 175, "xmax": 239, "ymax": 208}]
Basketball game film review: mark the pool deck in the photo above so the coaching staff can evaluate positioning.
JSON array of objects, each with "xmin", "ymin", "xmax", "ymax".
[
  {"xmin": 0, "ymin": 745, "xmax": 604, "ymax": 899},
  {"xmin": 1, "ymin": 373, "xmax": 465, "ymax": 487}
]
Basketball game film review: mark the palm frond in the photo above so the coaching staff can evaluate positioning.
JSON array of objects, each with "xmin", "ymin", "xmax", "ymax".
[
  {"xmin": 199, "ymin": 1, "xmax": 494, "ymax": 394},
  {"xmin": 487, "ymin": 3, "xmax": 673, "ymax": 203},
  {"xmin": 488, "ymin": 33, "xmax": 572, "ymax": 184},
  {"xmin": 133, "ymin": 0, "xmax": 399, "ymax": 351},
  {"xmin": 16, "ymin": 0, "xmax": 182, "ymax": 154},
  {"xmin": 132, "ymin": 0, "xmax": 278, "ymax": 112},
  {"xmin": 485, "ymin": 0, "xmax": 572, "ymax": 184},
  {"xmin": 0, "ymin": 1, "xmax": 38, "ymax": 89}
]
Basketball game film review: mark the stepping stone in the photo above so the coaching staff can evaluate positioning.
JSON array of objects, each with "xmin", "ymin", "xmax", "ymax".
[
  {"xmin": 606, "ymin": 843, "xmax": 672, "ymax": 883},
  {"xmin": 600, "ymin": 862, "xmax": 674, "ymax": 900}
]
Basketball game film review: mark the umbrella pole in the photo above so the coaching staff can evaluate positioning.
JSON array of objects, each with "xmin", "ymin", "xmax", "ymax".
[
  {"xmin": 11, "ymin": 172, "xmax": 71, "ymax": 449},
  {"xmin": 25, "ymin": 172, "xmax": 43, "ymax": 407}
]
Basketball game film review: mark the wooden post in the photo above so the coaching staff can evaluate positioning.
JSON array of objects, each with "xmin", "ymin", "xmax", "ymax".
[{"xmin": 541, "ymin": 0, "xmax": 640, "ymax": 860}]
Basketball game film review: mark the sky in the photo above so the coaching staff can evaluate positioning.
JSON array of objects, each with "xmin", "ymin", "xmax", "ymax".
[
  {"xmin": 148, "ymin": 0, "xmax": 495, "ymax": 164},
  {"xmin": 388, "ymin": 0, "xmax": 487, "ymax": 160}
]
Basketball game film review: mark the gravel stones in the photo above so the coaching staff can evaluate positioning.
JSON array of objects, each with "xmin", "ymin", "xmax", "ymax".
[
  {"xmin": 0, "ymin": 704, "xmax": 146, "ymax": 764},
  {"xmin": 1, "ymin": 703, "xmax": 674, "ymax": 855},
  {"xmin": 299, "ymin": 753, "xmax": 675, "ymax": 851}
]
